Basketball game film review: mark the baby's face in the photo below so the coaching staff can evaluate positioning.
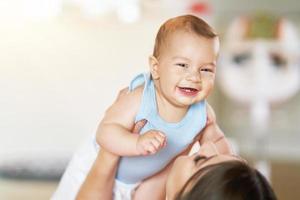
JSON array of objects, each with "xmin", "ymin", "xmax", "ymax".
[{"xmin": 151, "ymin": 31, "xmax": 219, "ymax": 108}]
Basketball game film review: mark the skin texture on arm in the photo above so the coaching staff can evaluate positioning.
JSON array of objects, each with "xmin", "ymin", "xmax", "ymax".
[
  {"xmin": 76, "ymin": 119, "xmax": 148, "ymax": 200},
  {"xmin": 133, "ymin": 163, "xmax": 171, "ymax": 200},
  {"xmin": 97, "ymin": 87, "xmax": 166, "ymax": 156},
  {"xmin": 96, "ymin": 87, "xmax": 142, "ymax": 156},
  {"xmin": 197, "ymin": 103, "xmax": 234, "ymax": 155},
  {"xmin": 76, "ymin": 149, "xmax": 119, "ymax": 200}
]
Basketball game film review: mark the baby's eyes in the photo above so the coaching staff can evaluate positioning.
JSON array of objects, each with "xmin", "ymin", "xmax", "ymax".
[
  {"xmin": 176, "ymin": 63, "xmax": 188, "ymax": 68},
  {"xmin": 175, "ymin": 63, "xmax": 214, "ymax": 73},
  {"xmin": 201, "ymin": 68, "xmax": 213, "ymax": 72}
]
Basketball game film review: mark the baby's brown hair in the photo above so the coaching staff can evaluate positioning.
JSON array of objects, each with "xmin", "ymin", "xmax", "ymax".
[{"xmin": 153, "ymin": 15, "xmax": 217, "ymax": 59}]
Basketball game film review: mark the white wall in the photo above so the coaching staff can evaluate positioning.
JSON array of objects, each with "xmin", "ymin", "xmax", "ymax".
[{"xmin": 0, "ymin": 14, "xmax": 165, "ymax": 160}]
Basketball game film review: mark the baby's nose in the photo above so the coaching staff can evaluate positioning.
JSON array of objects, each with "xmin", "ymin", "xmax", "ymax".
[
  {"xmin": 186, "ymin": 70, "xmax": 201, "ymax": 83},
  {"xmin": 199, "ymin": 142, "xmax": 219, "ymax": 157}
]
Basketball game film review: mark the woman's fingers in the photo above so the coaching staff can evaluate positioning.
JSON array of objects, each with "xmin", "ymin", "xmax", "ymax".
[{"xmin": 132, "ymin": 119, "xmax": 147, "ymax": 134}]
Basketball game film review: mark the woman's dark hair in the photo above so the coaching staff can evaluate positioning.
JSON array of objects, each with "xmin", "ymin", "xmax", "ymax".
[{"xmin": 175, "ymin": 160, "xmax": 277, "ymax": 200}]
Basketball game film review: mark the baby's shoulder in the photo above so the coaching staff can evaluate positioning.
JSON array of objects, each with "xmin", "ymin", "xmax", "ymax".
[
  {"xmin": 114, "ymin": 84, "xmax": 144, "ymax": 107},
  {"xmin": 103, "ymin": 85, "xmax": 144, "ymax": 121},
  {"xmin": 128, "ymin": 84, "xmax": 144, "ymax": 101},
  {"xmin": 131, "ymin": 84, "xmax": 144, "ymax": 94}
]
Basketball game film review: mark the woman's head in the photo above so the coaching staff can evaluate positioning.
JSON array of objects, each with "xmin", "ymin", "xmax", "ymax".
[
  {"xmin": 176, "ymin": 161, "xmax": 277, "ymax": 200},
  {"xmin": 166, "ymin": 142, "xmax": 277, "ymax": 200}
]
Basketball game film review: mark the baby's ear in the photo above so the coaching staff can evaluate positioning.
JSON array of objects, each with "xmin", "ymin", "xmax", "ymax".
[{"xmin": 148, "ymin": 56, "xmax": 160, "ymax": 80}]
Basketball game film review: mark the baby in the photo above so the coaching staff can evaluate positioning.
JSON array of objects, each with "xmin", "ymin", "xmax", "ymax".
[{"xmin": 96, "ymin": 14, "xmax": 232, "ymax": 199}]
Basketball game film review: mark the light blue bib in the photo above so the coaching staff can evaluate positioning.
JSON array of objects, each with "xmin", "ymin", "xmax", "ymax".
[{"xmin": 116, "ymin": 73, "xmax": 207, "ymax": 184}]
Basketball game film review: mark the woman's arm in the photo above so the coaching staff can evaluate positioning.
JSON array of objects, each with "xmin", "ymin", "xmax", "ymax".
[
  {"xmin": 133, "ymin": 163, "xmax": 172, "ymax": 200},
  {"xmin": 198, "ymin": 103, "xmax": 233, "ymax": 155},
  {"xmin": 76, "ymin": 149, "xmax": 119, "ymax": 200}
]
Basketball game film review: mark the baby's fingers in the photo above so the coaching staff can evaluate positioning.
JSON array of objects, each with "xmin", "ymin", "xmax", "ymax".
[
  {"xmin": 150, "ymin": 139, "xmax": 162, "ymax": 151},
  {"xmin": 145, "ymin": 143, "xmax": 158, "ymax": 155},
  {"xmin": 154, "ymin": 132, "xmax": 167, "ymax": 147}
]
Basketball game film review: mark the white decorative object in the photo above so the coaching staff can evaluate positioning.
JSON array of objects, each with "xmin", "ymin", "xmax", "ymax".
[{"xmin": 218, "ymin": 15, "xmax": 300, "ymax": 180}]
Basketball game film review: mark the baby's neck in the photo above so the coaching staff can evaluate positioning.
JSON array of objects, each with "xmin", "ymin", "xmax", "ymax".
[{"xmin": 155, "ymin": 91, "xmax": 189, "ymax": 123}]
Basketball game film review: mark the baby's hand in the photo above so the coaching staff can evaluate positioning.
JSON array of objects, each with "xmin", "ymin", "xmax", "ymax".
[{"xmin": 136, "ymin": 130, "xmax": 166, "ymax": 155}]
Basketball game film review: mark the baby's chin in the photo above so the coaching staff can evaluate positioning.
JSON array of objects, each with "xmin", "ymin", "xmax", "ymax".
[{"xmin": 176, "ymin": 96, "xmax": 204, "ymax": 105}]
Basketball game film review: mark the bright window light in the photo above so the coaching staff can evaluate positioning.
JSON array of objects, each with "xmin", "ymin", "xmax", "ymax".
[{"xmin": 0, "ymin": 0, "xmax": 62, "ymax": 25}]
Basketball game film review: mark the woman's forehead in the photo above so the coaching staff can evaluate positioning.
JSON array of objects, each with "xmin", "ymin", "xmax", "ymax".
[{"xmin": 208, "ymin": 154, "xmax": 243, "ymax": 164}]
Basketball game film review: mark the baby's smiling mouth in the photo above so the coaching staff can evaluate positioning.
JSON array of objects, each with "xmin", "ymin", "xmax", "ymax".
[{"xmin": 177, "ymin": 87, "xmax": 200, "ymax": 96}]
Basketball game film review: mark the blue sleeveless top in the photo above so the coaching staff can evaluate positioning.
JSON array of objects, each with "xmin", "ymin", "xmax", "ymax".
[{"xmin": 116, "ymin": 73, "xmax": 207, "ymax": 184}]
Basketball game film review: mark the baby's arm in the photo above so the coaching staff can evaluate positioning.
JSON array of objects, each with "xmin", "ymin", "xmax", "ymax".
[
  {"xmin": 197, "ymin": 103, "xmax": 233, "ymax": 154},
  {"xmin": 96, "ymin": 87, "xmax": 165, "ymax": 156},
  {"xmin": 76, "ymin": 120, "xmax": 148, "ymax": 200}
]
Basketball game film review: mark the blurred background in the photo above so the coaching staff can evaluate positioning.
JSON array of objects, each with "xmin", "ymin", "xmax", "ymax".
[{"xmin": 0, "ymin": 0, "xmax": 299, "ymax": 199}]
